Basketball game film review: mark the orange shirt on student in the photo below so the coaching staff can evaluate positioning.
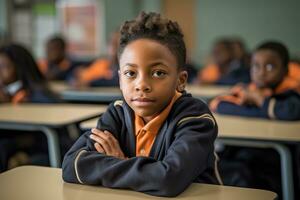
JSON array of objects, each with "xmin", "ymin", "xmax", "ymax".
[
  {"xmin": 289, "ymin": 62, "xmax": 300, "ymax": 83},
  {"xmin": 77, "ymin": 59, "xmax": 113, "ymax": 84},
  {"xmin": 198, "ymin": 64, "xmax": 220, "ymax": 84},
  {"xmin": 38, "ymin": 59, "xmax": 71, "ymax": 75}
]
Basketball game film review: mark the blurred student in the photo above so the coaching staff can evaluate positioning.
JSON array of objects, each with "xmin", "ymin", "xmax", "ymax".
[
  {"xmin": 70, "ymin": 32, "xmax": 120, "ymax": 87},
  {"xmin": 198, "ymin": 38, "xmax": 250, "ymax": 85},
  {"xmin": 211, "ymin": 41, "xmax": 300, "ymax": 198},
  {"xmin": 231, "ymin": 38, "xmax": 250, "ymax": 71},
  {"xmin": 0, "ymin": 43, "xmax": 63, "ymax": 172},
  {"xmin": 38, "ymin": 35, "xmax": 79, "ymax": 81},
  {"xmin": 62, "ymin": 12, "xmax": 220, "ymax": 197},
  {"xmin": 0, "ymin": 44, "xmax": 60, "ymax": 103},
  {"xmin": 210, "ymin": 41, "xmax": 300, "ymax": 120}
]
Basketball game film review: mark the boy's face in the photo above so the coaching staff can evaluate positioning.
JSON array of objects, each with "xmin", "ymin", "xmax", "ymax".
[
  {"xmin": 119, "ymin": 39, "xmax": 187, "ymax": 122},
  {"xmin": 212, "ymin": 43, "xmax": 232, "ymax": 66},
  {"xmin": 46, "ymin": 42, "xmax": 65, "ymax": 63},
  {"xmin": 251, "ymin": 49, "xmax": 286, "ymax": 88}
]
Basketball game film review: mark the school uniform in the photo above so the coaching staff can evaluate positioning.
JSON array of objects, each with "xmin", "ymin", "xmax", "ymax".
[
  {"xmin": 62, "ymin": 91, "xmax": 221, "ymax": 197},
  {"xmin": 210, "ymin": 76, "xmax": 300, "ymax": 120},
  {"xmin": 76, "ymin": 58, "xmax": 119, "ymax": 87},
  {"xmin": 38, "ymin": 58, "xmax": 79, "ymax": 81},
  {"xmin": 198, "ymin": 62, "xmax": 250, "ymax": 85}
]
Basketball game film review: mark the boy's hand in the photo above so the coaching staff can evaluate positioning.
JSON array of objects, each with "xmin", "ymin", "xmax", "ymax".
[
  {"xmin": 90, "ymin": 128, "xmax": 125, "ymax": 159},
  {"xmin": 239, "ymin": 89, "xmax": 266, "ymax": 107}
]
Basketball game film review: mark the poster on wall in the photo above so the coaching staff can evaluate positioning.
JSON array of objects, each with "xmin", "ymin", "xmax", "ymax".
[{"xmin": 57, "ymin": 0, "xmax": 103, "ymax": 58}]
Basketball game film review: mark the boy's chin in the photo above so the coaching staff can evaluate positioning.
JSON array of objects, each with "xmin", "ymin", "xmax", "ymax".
[{"xmin": 133, "ymin": 109, "xmax": 159, "ymax": 120}]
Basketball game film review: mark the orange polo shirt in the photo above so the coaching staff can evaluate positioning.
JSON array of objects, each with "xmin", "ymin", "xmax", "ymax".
[
  {"xmin": 38, "ymin": 59, "xmax": 71, "ymax": 75},
  {"xmin": 77, "ymin": 59, "xmax": 113, "ymax": 84},
  {"xmin": 134, "ymin": 91, "xmax": 181, "ymax": 157},
  {"xmin": 198, "ymin": 64, "xmax": 220, "ymax": 84},
  {"xmin": 289, "ymin": 62, "xmax": 300, "ymax": 83}
]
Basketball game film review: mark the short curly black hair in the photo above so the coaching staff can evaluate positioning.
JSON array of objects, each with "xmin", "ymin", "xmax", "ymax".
[{"xmin": 118, "ymin": 11, "xmax": 186, "ymax": 69}]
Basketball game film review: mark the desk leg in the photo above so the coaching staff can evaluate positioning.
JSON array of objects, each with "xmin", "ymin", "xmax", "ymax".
[
  {"xmin": 40, "ymin": 127, "xmax": 61, "ymax": 168},
  {"xmin": 217, "ymin": 138, "xmax": 294, "ymax": 200},
  {"xmin": 0, "ymin": 124, "xmax": 61, "ymax": 168}
]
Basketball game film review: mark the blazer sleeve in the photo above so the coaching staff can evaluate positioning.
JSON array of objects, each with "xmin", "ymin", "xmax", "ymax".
[
  {"xmin": 262, "ymin": 91, "xmax": 300, "ymax": 120},
  {"xmin": 215, "ymin": 101, "xmax": 267, "ymax": 118},
  {"xmin": 62, "ymin": 109, "xmax": 217, "ymax": 197},
  {"xmin": 215, "ymin": 91, "xmax": 300, "ymax": 121}
]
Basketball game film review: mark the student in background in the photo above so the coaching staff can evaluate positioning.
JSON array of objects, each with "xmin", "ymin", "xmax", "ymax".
[
  {"xmin": 62, "ymin": 12, "xmax": 221, "ymax": 197},
  {"xmin": 230, "ymin": 38, "xmax": 251, "ymax": 71},
  {"xmin": 0, "ymin": 44, "xmax": 60, "ymax": 103},
  {"xmin": 198, "ymin": 38, "xmax": 250, "ymax": 85},
  {"xmin": 38, "ymin": 35, "xmax": 79, "ymax": 81},
  {"xmin": 0, "ymin": 43, "xmax": 64, "ymax": 172},
  {"xmin": 210, "ymin": 41, "xmax": 300, "ymax": 120},
  {"xmin": 211, "ymin": 41, "xmax": 300, "ymax": 199},
  {"xmin": 70, "ymin": 32, "xmax": 120, "ymax": 87}
]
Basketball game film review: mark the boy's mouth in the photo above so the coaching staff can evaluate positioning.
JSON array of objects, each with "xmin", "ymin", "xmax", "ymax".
[{"xmin": 131, "ymin": 97, "xmax": 155, "ymax": 106}]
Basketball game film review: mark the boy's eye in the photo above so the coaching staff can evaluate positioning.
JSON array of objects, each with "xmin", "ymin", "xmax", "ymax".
[
  {"xmin": 265, "ymin": 64, "xmax": 275, "ymax": 71},
  {"xmin": 251, "ymin": 63, "xmax": 260, "ymax": 70},
  {"xmin": 124, "ymin": 70, "xmax": 136, "ymax": 78},
  {"xmin": 152, "ymin": 70, "xmax": 166, "ymax": 78}
]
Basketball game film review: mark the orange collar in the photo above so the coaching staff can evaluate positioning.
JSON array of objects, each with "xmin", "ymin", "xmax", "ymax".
[{"xmin": 249, "ymin": 76, "xmax": 300, "ymax": 95}]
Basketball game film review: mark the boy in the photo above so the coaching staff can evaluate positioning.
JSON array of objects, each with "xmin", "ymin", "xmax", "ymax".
[
  {"xmin": 38, "ymin": 36, "xmax": 78, "ymax": 81},
  {"xmin": 210, "ymin": 41, "xmax": 300, "ymax": 120},
  {"xmin": 62, "ymin": 12, "xmax": 221, "ymax": 197},
  {"xmin": 198, "ymin": 39, "xmax": 250, "ymax": 85}
]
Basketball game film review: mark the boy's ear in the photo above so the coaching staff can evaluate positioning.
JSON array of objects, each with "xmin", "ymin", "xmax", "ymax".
[
  {"xmin": 118, "ymin": 70, "xmax": 122, "ymax": 91},
  {"xmin": 177, "ymin": 70, "xmax": 188, "ymax": 92}
]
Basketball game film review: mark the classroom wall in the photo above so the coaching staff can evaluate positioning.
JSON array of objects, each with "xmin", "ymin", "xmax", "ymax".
[
  {"xmin": 0, "ymin": 0, "xmax": 8, "ymax": 43},
  {"xmin": 102, "ymin": 0, "xmax": 137, "ymax": 44},
  {"xmin": 102, "ymin": 0, "xmax": 161, "ymax": 44},
  {"xmin": 196, "ymin": 0, "xmax": 300, "ymax": 66}
]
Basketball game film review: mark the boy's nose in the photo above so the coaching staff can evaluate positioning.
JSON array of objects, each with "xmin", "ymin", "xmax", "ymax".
[
  {"xmin": 135, "ymin": 79, "xmax": 151, "ymax": 93},
  {"xmin": 256, "ymin": 66, "xmax": 266, "ymax": 76}
]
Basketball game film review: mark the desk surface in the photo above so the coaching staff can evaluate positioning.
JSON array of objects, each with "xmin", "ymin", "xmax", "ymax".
[
  {"xmin": 215, "ymin": 114, "xmax": 300, "ymax": 142},
  {"xmin": 0, "ymin": 166, "xmax": 276, "ymax": 200},
  {"xmin": 186, "ymin": 85, "xmax": 230, "ymax": 99},
  {"xmin": 0, "ymin": 104, "xmax": 106, "ymax": 127}
]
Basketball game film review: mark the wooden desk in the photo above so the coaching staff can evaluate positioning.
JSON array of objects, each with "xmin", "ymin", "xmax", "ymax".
[
  {"xmin": 215, "ymin": 114, "xmax": 300, "ymax": 142},
  {"xmin": 215, "ymin": 114, "xmax": 299, "ymax": 200},
  {"xmin": 80, "ymin": 118, "xmax": 98, "ymax": 130},
  {"xmin": 50, "ymin": 82, "xmax": 230, "ymax": 103},
  {"xmin": 50, "ymin": 82, "xmax": 122, "ymax": 103},
  {"xmin": 0, "ymin": 104, "xmax": 106, "ymax": 167},
  {"xmin": 186, "ymin": 85, "xmax": 230, "ymax": 100},
  {"xmin": 0, "ymin": 166, "xmax": 277, "ymax": 200}
]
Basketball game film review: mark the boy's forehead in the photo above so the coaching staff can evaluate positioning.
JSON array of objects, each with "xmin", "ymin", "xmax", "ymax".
[
  {"xmin": 119, "ymin": 39, "xmax": 177, "ymax": 67},
  {"xmin": 254, "ymin": 50, "xmax": 282, "ymax": 62}
]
